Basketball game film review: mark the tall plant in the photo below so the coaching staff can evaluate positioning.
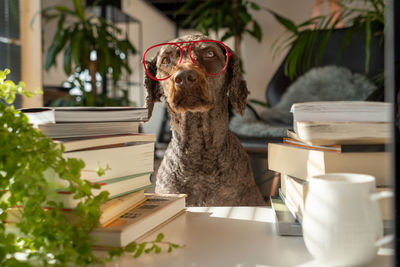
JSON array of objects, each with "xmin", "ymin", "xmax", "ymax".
[
  {"xmin": 176, "ymin": 0, "xmax": 262, "ymax": 60},
  {"xmin": 267, "ymin": 0, "xmax": 384, "ymax": 80},
  {"xmin": 40, "ymin": 0, "xmax": 136, "ymax": 102}
]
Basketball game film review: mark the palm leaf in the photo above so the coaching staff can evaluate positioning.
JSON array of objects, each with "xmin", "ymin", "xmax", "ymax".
[
  {"xmin": 71, "ymin": 29, "xmax": 82, "ymax": 67},
  {"xmin": 250, "ymin": 2, "xmax": 261, "ymax": 11},
  {"xmin": 73, "ymin": 0, "xmax": 85, "ymax": 21},
  {"xmin": 246, "ymin": 21, "xmax": 262, "ymax": 42},
  {"xmin": 313, "ymin": 29, "xmax": 333, "ymax": 67},
  {"xmin": 265, "ymin": 8, "xmax": 298, "ymax": 34},
  {"xmin": 63, "ymin": 44, "xmax": 73, "ymax": 75},
  {"xmin": 221, "ymin": 32, "xmax": 234, "ymax": 42},
  {"xmin": 365, "ymin": 14, "xmax": 372, "ymax": 74}
]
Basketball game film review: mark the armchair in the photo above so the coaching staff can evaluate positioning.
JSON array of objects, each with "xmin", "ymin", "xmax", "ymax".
[{"xmin": 231, "ymin": 27, "xmax": 384, "ymax": 199}]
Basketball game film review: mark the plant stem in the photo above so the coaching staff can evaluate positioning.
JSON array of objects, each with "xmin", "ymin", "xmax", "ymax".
[
  {"xmin": 88, "ymin": 60, "xmax": 98, "ymax": 99},
  {"xmin": 233, "ymin": 0, "xmax": 241, "ymax": 59}
]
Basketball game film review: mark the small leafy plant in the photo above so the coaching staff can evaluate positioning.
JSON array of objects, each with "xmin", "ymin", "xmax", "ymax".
[{"xmin": 0, "ymin": 69, "xmax": 183, "ymax": 266}]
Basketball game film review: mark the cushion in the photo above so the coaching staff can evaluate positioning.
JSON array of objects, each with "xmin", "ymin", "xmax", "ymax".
[{"xmin": 230, "ymin": 65, "xmax": 378, "ymax": 138}]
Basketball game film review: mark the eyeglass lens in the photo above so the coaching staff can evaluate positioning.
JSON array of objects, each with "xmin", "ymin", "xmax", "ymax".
[{"xmin": 144, "ymin": 41, "xmax": 228, "ymax": 80}]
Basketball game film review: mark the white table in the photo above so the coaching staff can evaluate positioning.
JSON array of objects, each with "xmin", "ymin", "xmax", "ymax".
[{"xmin": 104, "ymin": 207, "xmax": 393, "ymax": 267}]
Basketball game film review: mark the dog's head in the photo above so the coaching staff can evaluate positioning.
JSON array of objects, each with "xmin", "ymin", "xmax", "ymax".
[{"xmin": 144, "ymin": 34, "xmax": 248, "ymax": 118}]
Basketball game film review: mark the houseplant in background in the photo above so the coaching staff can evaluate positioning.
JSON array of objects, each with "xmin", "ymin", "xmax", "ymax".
[
  {"xmin": 176, "ymin": 0, "xmax": 262, "ymax": 62},
  {"xmin": 267, "ymin": 0, "xmax": 384, "ymax": 84},
  {"xmin": 39, "ymin": 0, "xmax": 136, "ymax": 106},
  {"xmin": 0, "ymin": 69, "xmax": 182, "ymax": 266}
]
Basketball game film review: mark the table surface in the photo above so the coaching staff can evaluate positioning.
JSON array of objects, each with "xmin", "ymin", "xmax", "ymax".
[{"xmin": 102, "ymin": 207, "xmax": 393, "ymax": 267}]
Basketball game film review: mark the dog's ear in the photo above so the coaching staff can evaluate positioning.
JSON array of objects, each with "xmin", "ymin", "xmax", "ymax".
[
  {"xmin": 226, "ymin": 47, "xmax": 249, "ymax": 115},
  {"xmin": 144, "ymin": 59, "xmax": 162, "ymax": 120}
]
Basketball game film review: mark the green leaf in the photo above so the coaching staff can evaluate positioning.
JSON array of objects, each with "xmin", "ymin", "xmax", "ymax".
[
  {"xmin": 44, "ymin": 34, "xmax": 61, "ymax": 70},
  {"xmin": 250, "ymin": 2, "xmax": 261, "ymax": 11},
  {"xmin": 182, "ymin": 1, "xmax": 218, "ymax": 28},
  {"xmin": 313, "ymin": 29, "xmax": 333, "ymax": 67},
  {"xmin": 249, "ymin": 99, "xmax": 269, "ymax": 108},
  {"xmin": 156, "ymin": 233, "xmax": 164, "ymax": 242},
  {"xmin": 365, "ymin": 14, "xmax": 372, "ymax": 74},
  {"xmin": 73, "ymin": 0, "xmax": 85, "ymax": 21},
  {"xmin": 133, "ymin": 243, "xmax": 146, "ymax": 258},
  {"xmin": 125, "ymin": 242, "xmax": 137, "ymax": 253},
  {"xmin": 266, "ymin": 8, "xmax": 298, "ymax": 34},
  {"xmin": 71, "ymin": 31, "xmax": 83, "ymax": 67},
  {"xmin": 221, "ymin": 32, "xmax": 234, "ymax": 42},
  {"xmin": 238, "ymin": 9, "xmax": 252, "ymax": 25},
  {"xmin": 247, "ymin": 21, "xmax": 262, "ymax": 42},
  {"xmin": 54, "ymin": 5, "xmax": 76, "ymax": 15}
]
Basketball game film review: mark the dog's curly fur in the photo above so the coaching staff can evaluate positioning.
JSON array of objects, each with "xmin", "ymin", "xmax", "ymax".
[{"xmin": 144, "ymin": 34, "xmax": 265, "ymax": 206}]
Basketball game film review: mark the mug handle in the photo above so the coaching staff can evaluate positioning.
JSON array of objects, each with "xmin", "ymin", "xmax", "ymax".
[{"xmin": 370, "ymin": 190, "xmax": 394, "ymax": 247}]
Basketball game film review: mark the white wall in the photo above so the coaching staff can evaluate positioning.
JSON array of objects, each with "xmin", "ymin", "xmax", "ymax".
[
  {"xmin": 242, "ymin": 0, "xmax": 318, "ymax": 113},
  {"xmin": 122, "ymin": 0, "xmax": 176, "ymax": 135}
]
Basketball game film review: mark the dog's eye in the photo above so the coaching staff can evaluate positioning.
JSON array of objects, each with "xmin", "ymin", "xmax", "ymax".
[
  {"xmin": 161, "ymin": 57, "xmax": 171, "ymax": 65},
  {"xmin": 205, "ymin": 50, "xmax": 215, "ymax": 58}
]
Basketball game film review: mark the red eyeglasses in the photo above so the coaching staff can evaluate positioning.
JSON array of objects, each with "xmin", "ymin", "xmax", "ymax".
[{"xmin": 143, "ymin": 40, "xmax": 231, "ymax": 81}]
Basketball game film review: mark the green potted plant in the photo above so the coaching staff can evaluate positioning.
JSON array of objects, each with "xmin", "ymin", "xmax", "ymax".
[
  {"xmin": 267, "ymin": 0, "xmax": 384, "ymax": 82},
  {"xmin": 0, "ymin": 69, "xmax": 181, "ymax": 266},
  {"xmin": 176, "ymin": 0, "xmax": 263, "ymax": 61},
  {"xmin": 40, "ymin": 0, "xmax": 136, "ymax": 105}
]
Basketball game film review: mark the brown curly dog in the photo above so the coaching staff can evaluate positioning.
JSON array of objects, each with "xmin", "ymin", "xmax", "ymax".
[{"xmin": 143, "ymin": 34, "xmax": 265, "ymax": 206}]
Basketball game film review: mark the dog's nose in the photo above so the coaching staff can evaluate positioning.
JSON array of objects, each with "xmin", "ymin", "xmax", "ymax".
[{"xmin": 174, "ymin": 69, "xmax": 198, "ymax": 88}]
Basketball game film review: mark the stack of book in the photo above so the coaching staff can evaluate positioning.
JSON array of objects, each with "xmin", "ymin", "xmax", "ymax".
[
  {"xmin": 268, "ymin": 101, "xmax": 393, "ymax": 235},
  {"xmin": 14, "ymin": 107, "xmax": 187, "ymax": 246}
]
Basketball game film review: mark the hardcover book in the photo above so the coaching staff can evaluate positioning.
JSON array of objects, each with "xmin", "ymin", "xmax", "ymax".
[
  {"xmin": 55, "ymin": 133, "xmax": 156, "ymax": 152},
  {"xmin": 283, "ymin": 174, "xmax": 308, "ymax": 221},
  {"xmin": 5, "ymin": 190, "xmax": 148, "ymax": 227},
  {"xmin": 268, "ymin": 143, "xmax": 390, "ymax": 186},
  {"xmin": 51, "ymin": 173, "xmax": 153, "ymax": 209},
  {"xmin": 37, "ymin": 121, "xmax": 139, "ymax": 139},
  {"xmin": 290, "ymin": 101, "xmax": 391, "ymax": 145},
  {"xmin": 291, "ymin": 101, "xmax": 391, "ymax": 123},
  {"xmin": 21, "ymin": 107, "xmax": 149, "ymax": 123},
  {"xmin": 91, "ymin": 194, "xmax": 186, "ymax": 247},
  {"xmin": 62, "ymin": 142, "xmax": 155, "ymax": 183},
  {"xmin": 283, "ymin": 135, "xmax": 386, "ymax": 153},
  {"xmin": 270, "ymin": 196, "xmax": 302, "ymax": 236},
  {"xmin": 293, "ymin": 121, "xmax": 391, "ymax": 145}
]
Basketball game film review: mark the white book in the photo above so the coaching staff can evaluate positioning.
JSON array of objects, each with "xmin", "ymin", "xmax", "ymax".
[
  {"xmin": 91, "ymin": 194, "xmax": 186, "ymax": 247},
  {"xmin": 38, "ymin": 121, "xmax": 139, "ymax": 139},
  {"xmin": 63, "ymin": 142, "xmax": 155, "ymax": 183},
  {"xmin": 50, "ymin": 173, "xmax": 152, "ymax": 209},
  {"xmin": 21, "ymin": 107, "xmax": 148, "ymax": 123},
  {"xmin": 293, "ymin": 121, "xmax": 391, "ymax": 145},
  {"xmin": 291, "ymin": 101, "xmax": 392, "ymax": 123},
  {"xmin": 55, "ymin": 133, "xmax": 156, "ymax": 152}
]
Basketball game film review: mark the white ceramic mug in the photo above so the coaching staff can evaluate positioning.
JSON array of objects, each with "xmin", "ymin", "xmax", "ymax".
[{"xmin": 302, "ymin": 173, "xmax": 393, "ymax": 266}]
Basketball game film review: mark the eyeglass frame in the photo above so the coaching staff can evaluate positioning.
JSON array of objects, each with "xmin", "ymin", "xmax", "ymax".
[{"xmin": 143, "ymin": 40, "xmax": 231, "ymax": 81}]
